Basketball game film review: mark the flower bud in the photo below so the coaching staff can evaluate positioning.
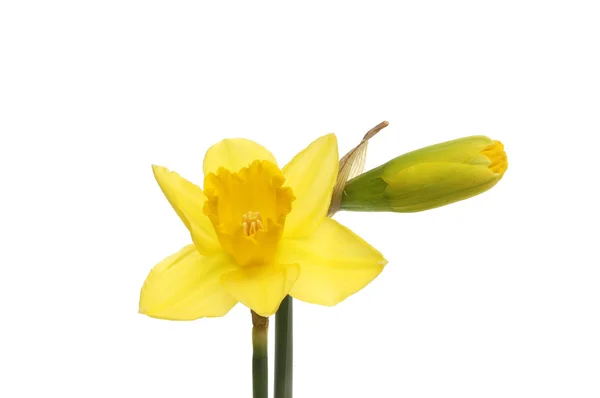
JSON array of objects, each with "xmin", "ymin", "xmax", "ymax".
[{"xmin": 340, "ymin": 136, "xmax": 508, "ymax": 212}]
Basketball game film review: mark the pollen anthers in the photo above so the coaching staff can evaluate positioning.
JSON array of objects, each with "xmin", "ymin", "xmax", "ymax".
[
  {"xmin": 481, "ymin": 140, "xmax": 508, "ymax": 176},
  {"xmin": 203, "ymin": 159, "xmax": 295, "ymax": 266},
  {"xmin": 242, "ymin": 211, "xmax": 263, "ymax": 236}
]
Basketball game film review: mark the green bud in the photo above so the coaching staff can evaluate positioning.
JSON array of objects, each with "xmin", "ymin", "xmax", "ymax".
[{"xmin": 340, "ymin": 136, "xmax": 508, "ymax": 213}]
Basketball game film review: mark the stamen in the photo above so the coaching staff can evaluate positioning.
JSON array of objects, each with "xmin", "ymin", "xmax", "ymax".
[{"xmin": 242, "ymin": 211, "xmax": 263, "ymax": 236}]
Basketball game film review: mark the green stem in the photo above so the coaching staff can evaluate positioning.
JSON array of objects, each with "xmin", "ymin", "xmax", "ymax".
[
  {"xmin": 274, "ymin": 295, "xmax": 293, "ymax": 398},
  {"xmin": 252, "ymin": 311, "xmax": 268, "ymax": 398}
]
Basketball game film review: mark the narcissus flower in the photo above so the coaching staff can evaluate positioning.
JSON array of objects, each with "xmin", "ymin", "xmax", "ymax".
[
  {"xmin": 140, "ymin": 135, "xmax": 387, "ymax": 319},
  {"xmin": 341, "ymin": 136, "xmax": 508, "ymax": 212}
]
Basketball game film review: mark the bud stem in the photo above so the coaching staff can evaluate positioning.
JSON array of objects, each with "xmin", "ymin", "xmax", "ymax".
[
  {"xmin": 252, "ymin": 311, "xmax": 269, "ymax": 398},
  {"xmin": 274, "ymin": 295, "xmax": 293, "ymax": 398}
]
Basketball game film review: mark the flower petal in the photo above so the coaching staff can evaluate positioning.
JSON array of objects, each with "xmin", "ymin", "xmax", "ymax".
[
  {"xmin": 220, "ymin": 263, "xmax": 300, "ymax": 317},
  {"xmin": 282, "ymin": 134, "xmax": 338, "ymax": 238},
  {"xmin": 276, "ymin": 218, "xmax": 387, "ymax": 306},
  {"xmin": 139, "ymin": 245, "xmax": 238, "ymax": 320},
  {"xmin": 152, "ymin": 165, "xmax": 221, "ymax": 255},
  {"xmin": 203, "ymin": 138, "xmax": 278, "ymax": 175}
]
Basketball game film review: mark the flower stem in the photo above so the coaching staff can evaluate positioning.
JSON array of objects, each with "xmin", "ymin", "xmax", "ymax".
[
  {"xmin": 252, "ymin": 311, "xmax": 269, "ymax": 398},
  {"xmin": 274, "ymin": 295, "xmax": 293, "ymax": 398}
]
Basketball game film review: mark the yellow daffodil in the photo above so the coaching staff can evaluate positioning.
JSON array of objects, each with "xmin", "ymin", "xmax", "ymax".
[
  {"xmin": 140, "ymin": 134, "xmax": 387, "ymax": 319},
  {"xmin": 341, "ymin": 136, "xmax": 508, "ymax": 212}
]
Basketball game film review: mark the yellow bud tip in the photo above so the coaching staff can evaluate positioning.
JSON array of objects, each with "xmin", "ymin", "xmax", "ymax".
[{"xmin": 481, "ymin": 140, "xmax": 508, "ymax": 177}]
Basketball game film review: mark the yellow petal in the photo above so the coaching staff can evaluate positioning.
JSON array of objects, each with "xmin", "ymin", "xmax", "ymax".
[
  {"xmin": 220, "ymin": 263, "xmax": 300, "ymax": 316},
  {"xmin": 139, "ymin": 245, "xmax": 238, "ymax": 320},
  {"xmin": 276, "ymin": 218, "xmax": 386, "ymax": 306},
  {"xmin": 152, "ymin": 165, "xmax": 221, "ymax": 255},
  {"xmin": 282, "ymin": 134, "xmax": 339, "ymax": 238},
  {"xmin": 203, "ymin": 138, "xmax": 278, "ymax": 176}
]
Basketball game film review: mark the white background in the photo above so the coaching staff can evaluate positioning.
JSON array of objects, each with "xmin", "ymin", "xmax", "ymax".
[{"xmin": 1, "ymin": 1, "xmax": 599, "ymax": 397}]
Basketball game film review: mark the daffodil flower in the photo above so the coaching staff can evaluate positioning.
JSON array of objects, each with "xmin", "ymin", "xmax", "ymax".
[
  {"xmin": 341, "ymin": 136, "xmax": 508, "ymax": 212},
  {"xmin": 140, "ymin": 135, "xmax": 387, "ymax": 318}
]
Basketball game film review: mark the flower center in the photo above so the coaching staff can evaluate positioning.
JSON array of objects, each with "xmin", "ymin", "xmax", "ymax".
[
  {"xmin": 203, "ymin": 160, "xmax": 295, "ymax": 266},
  {"xmin": 242, "ymin": 211, "xmax": 263, "ymax": 236}
]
